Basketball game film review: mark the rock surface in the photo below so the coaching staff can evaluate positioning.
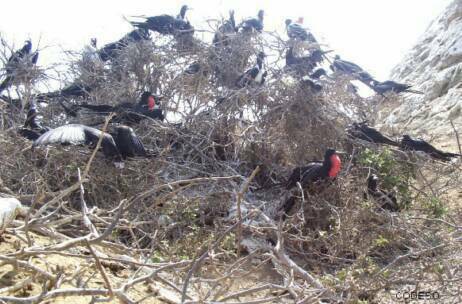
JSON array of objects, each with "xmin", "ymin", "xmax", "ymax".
[{"xmin": 379, "ymin": 0, "xmax": 462, "ymax": 149}]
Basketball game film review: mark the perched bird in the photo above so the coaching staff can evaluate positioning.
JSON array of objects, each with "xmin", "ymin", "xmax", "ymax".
[
  {"xmin": 0, "ymin": 40, "xmax": 39, "ymax": 93},
  {"xmin": 184, "ymin": 61, "xmax": 208, "ymax": 76},
  {"xmin": 184, "ymin": 62, "xmax": 201, "ymax": 74},
  {"xmin": 285, "ymin": 18, "xmax": 317, "ymax": 43},
  {"xmin": 130, "ymin": 5, "xmax": 194, "ymax": 36},
  {"xmin": 235, "ymin": 52, "xmax": 267, "ymax": 88},
  {"xmin": 285, "ymin": 149, "xmax": 342, "ymax": 190},
  {"xmin": 37, "ymin": 83, "xmax": 93, "ymax": 101},
  {"xmin": 240, "ymin": 10, "xmax": 264, "ymax": 33},
  {"xmin": 213, "ymin": 10, "xmax": 238, "ymax": 46},
  {"xmin": 176, "ymin": 4, "xmax": 190, "ymax": 20},
  {"xmin": 309, "ymin": 68, "xmax": 328, "ymax": 80},
  {"xmin": 91, "ymin": 38, "xmax": 97, "ymax": 48},
  {"xmin": 330, "ymin": 55, "xmax": 363, "ymax": 74},
  {"xmin": 301, "ymin": 79, "xmax": 322, "ymax": 93},
  {"xmin": 330, "ymin": 55, "xmax": 373, "ymax": 84},
  {"xmin": 370, "ymin": 80, "xmax": 423, "ymax": 95},
  {"xmin": 400, "ymin": 135, "xmax": 461, "ymax": 161},
  {"xmin": 76, "ymin": 91, "xmax": 165, "ymax": 124},
  {"xmin": 346, "ymin": 122, "xmax": 399, "ymax": 146},
  {"xmin": 33, "ymin": 124, "xmax": 147, "ymax": 167},
  {"xmin": 285, "ymin": 47, "xmax": 327, "ymax": 76},
  {"xmin": 81, "ymin": 38, "xmax": 102, "ymax": 70},
  {"xmin": 279, "ymin": 149, "xmax": 342, "ymax": 218},
  {"xmin": 98, "ymin": 29, "xmax": 151, "ymax": 62},
  {"xmin": 365, "ymin": 174, "xmax": 399, "ymax": 212},
  {"xmin": 18, "ymin": 101, "xmax": 50, "ymax": 141}
]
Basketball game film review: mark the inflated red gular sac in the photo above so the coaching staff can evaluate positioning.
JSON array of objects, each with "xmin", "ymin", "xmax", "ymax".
[
  {"xmin": 285, "ymin": 148, "xmax": 343, "ymax": 190},
  {"xmin": 147, "ymin": 95, "xmax": 156, "ymax": 110},
  {"xmin": 328, "ymin": 151, "xmax": 341, "ymax": 178},
  {"xmin": 279, "ymin": 148, "xmax": 343, "ymax": 219}
]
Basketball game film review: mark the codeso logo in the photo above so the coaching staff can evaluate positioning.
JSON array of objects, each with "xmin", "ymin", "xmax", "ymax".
[{"xmin": 395, "ymin": 290, "xmax": 440, "ymax": 301}]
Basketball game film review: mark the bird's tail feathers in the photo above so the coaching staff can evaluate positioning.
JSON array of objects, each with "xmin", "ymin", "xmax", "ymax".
[
  {"xmin": 129, "ymin": 21, "xmax": 149, "ymax": 30},
  {"xmin": 443, "ymin": 152, "xmax": 462, "ymax": 158},
  {"xmin": 405, "ymin": 89, "xmax": 424, "ymax": 95}
]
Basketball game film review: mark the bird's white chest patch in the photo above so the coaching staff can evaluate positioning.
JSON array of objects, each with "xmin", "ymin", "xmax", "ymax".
[{"xmin": 254, "ymin": 69, "xmax": 264, "ymax": 84}]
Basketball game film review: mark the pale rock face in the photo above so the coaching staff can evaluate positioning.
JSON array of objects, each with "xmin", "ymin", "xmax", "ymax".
[{"xmin": 379, "ymin": 0, "xmax": 462, "ymax": 147}]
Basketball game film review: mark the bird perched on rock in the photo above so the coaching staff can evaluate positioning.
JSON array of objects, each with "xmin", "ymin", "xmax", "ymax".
[
  {"xmin": 75, "ymin": 91, "xmax": 165, "ymax": 124},
  {"xmin": 18, "ymin": 101, "xmax": 50, "ymax": 141},
  {"xmin": 346, "ymin": 122, "xmax": 399, "ymax": 146},
  {"xmin": 130, "ymin": 5, "xmax": 194, "ymax": 36},
  {"xmin": 240, "ymin": 10, "xmax": 264, "ymax": 33},
  {"xmin": 400, "ymin": 135, "xmax": 460, "ymax": 161},
  {"xmin": 213, "ymin": 10, "xmax": 238, "ymax": 46},
  {"xmin": 97, "ymin": 29, "xmax": 151, "ymax": 62},
  {"xmin": 279, "ymin": 149, "xmax": 342, "ymax": 218},
  {"xmin": 285, "ymin": 17, "xmax": 317, "ymax": 43},
  {"xmin": 0, "ymin": 40, "xmax": 39, "ymax": 93},
  {"xmin": 33, "ymin": 124, "xmax": 147, "ymax": 168},
  {"xmin": 370, "ymin": 80, "xmax": 423, "ymax": 95},
  {"xmin": 235, "ymin": 52, "xmax": 267, "ymax": 88},
  {"xmin": 365, "ymin": 174, "xmax": 399, "ymax": 212}
]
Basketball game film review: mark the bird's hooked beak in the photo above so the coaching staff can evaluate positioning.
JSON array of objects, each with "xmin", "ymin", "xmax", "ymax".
[{"xmin": 335, "ymin": 151, "xmax": 347, "ymax": 155}]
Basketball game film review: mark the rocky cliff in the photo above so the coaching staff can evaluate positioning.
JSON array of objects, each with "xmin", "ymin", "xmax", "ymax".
[{"xmin": 379, "ymin": 0, "xmax": 462, "ymax": 147}]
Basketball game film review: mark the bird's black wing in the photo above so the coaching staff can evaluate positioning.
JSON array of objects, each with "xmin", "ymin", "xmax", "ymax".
[
  {"xmin": 338, "ymin": 59, "xmax": 363, "ymax": 73},
  {"xmin": 357, "ymin": 124, "xmax": 399, "ymax": 146},
  {"xmin": 0, "ymin": 76, "xmax": 13, "ymax": 93},
  {"xmin": 235, "ymin": 69, "xmax": 253, "ymax": 88},
  {"xmin": 185, "ymin": 62, "xmax": 201, "ymax": 74},
  {"xmin": 126, "ymin": 28, "xmax": 151, "ymax": 41},
  {"xmin": 31, "ymin": 52, "xmax": 39, "ymax": 64},
  {"xmin": 416, "ymin": 139, "xmax": 458, "ymax": 160},
  {"xmin": 19, "ymin": 128, "xmax": 42, "ymax": 141},
  {"xmin": 147, "ymin": 109, "xmax": 165, "ymax": 121},
  {"xmin": 24, "ymin": 105, "xmax": 40, "ymax": 129},
  {"xmin": 241, "ymin": 19, "xmax": 262, "ymax": 32},
  {"xmin": 401, "ymin": 137, "xmax": 451, "ymax": 161},
  {"xmin": 33, "ymin": 124, "xmax": 121, "ymax": 161},
  {"xmin": 288, "ymin": 24, "xmax": 308, "ymax": 40},
  {"xmin": 299, "ymin": 163, "xmax": 323, "ymax": 187},
  {"xmin": 286, "ymin": 163, "xmax": 322, "ymax": 190},
  {"xmin": 39, "ymin": 84, "xmax": 92, "ymax": 100},
  {"xmin": 309, "ymin": 68, "xmax": 327, "ymax": 79},
  {"xmin": 248, "ymin": 67, "xmax": 259, "ymax": 79},
  {"xmin": 371, "ymin": 190, "xmax": 399, "ymax": 212},
  {"xmin": 144, "ymin": 15, "xmax": 177, "ymax": 34},
  {"xmin": 99, "ymin": 29, "xmax": 150, "ymax": 62},
  {"xmin": 114, "ymin": 126, "xmax": 147, "ymax": 158},
  {"xmin": 98, "ymin": 41, "xmax": 120, "ymax": 61},
  {"xmin": 34, "ymin": 124, "xmax": 93, "ymax": 147},
  {"xmin": 260, "ymin": 71, "xmax": 268, "ymax": 85},
  {"xmin": 77, "ymin": 103, "xmax": 117, "ymax": 113}
]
